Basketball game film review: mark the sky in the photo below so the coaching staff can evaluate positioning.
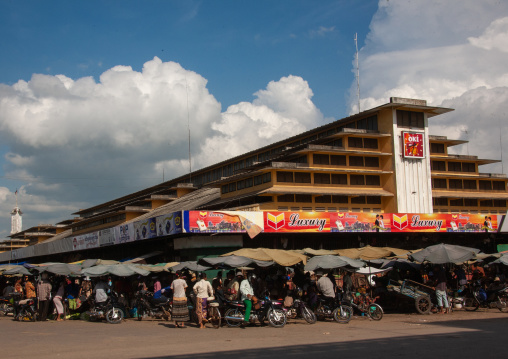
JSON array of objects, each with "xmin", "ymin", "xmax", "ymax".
[{"xmin": 1, "ymin": 0, "xmax": 508, "ymax": 240}]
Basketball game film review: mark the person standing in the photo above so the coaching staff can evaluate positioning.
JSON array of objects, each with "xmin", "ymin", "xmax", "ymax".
[
  {"xmin": 24, "ymin": 276, "xmax": 36, "ymax": 299},
  {"xmin": 170, "ymin": 271, "xmax": 189, "ymax": 328},
  {"xmin": 53, "ymin": 280, "xmax": 66, "ymax": 321},
  {"xmin": 240, "ymin": 273, "xmax": 255, "ymax": 328},
  {"xmin": 14, "ymin": 278, "xmax": 24, "ymax": 297},
  {"xmin": 37, "ymin": 273, "xmax": 52, "ymax": 321},
  {"xmin": 434, "ymin": 266, "xmax": 449, "ymax": 314},
  {"xmin": 193, "ymin": 272, "xmax": 213, "ymax": 329}
]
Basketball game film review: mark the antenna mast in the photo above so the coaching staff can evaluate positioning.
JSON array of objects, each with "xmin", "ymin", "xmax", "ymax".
[
  {"xmin": 354, "ymin": 33, "xmax": 360, "ymax": 113},
  {"xmin": 185, "ymin": 75, "xmax": 192, "ymax": 182}
]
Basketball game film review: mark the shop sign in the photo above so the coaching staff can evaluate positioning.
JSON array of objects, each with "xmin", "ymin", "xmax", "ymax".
[
  {"xmin": 73, "ymin": 231, "xmax": 99, "ymax": 251},
  {"xmin": 402, "ymin": 132, "xmax": 425, "ymax": 158},
  {"xmin": 155, "ymin": 212, "xmax": 182, "ymax": 236}
]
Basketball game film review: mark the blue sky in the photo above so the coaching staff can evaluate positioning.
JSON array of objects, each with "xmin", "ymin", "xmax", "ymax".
[{"xmin": 1, "ymin": 0, "xmax": 508, "ymax": 239}]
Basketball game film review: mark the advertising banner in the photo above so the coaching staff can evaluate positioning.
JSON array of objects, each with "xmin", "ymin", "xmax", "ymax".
[
  {"xmin": 263, "ymin": 211, "xmax": 330, "ymax": 233},
  {"xmin": 133, "ymin": 218, "xmax": 157, "ymax": 240},
  {"xmin": 155, "ymin": 212, "xmax": 182, "ymax": 237},
  {"xmin": 72, "ymin": 231, "xmax": 99, "ymax": 251},
  {"xmin": 184, "ymin": 211, "xmax": 246, "ymax": 233},
  {"xmin": 330, "ymin": 212, "xmax": 391, "ymax": 232},
  {"xmin": 402, "ymin": 132, "xmax": 425, "ymax": 158},
  {"xmin": 114, "ymin": 223, "xmax": 135, "ymax": 244},
  {"xmin": 390, "ymin": 213, "xmax": 499, "ymax": 233},
  {"xmin": 99, "ymin": 228, "xmax": 115, "ymax": 247}
]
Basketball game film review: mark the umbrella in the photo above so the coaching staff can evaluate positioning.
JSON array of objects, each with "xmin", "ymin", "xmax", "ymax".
[
  {"xmin": 221, "ymin": 248, "xmax": 307, "ymax": 266},
  {"xmin": 3, "ymin": 265, "xmax": 32, "ymax": 276},
  {"xmin": 489, "ymin": 254, "xmax": 508, "ymax": 266},
  {"xmin": 199, "ymin": 255, "xmax": 274, "ymax": 268},
  {"xmin": 409, "ymin": 243, "xmax": 480, "ymax": 264},
  {"xmin": 304, "ymin": 255, "xmax": 365, "ymax": 271},
  {"xmin": 34, "ymin": 263, "xmax": 82, "ymax": 276},
  {"xmin": 137, "ymin": 262, "xmax": 180, "ymax": 272},
  {"xmin": 171, "ymin": 261, "xmax": 210, "ymax": 272},
  {"xmin": 81, "ymin": 264, "xmax": 150, "ymax": 277},
  {"xmin": 334, "ymin": 246, "xmax": 406, "ymax": 260}
]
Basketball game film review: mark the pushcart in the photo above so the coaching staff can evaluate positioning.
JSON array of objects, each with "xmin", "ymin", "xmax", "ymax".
[{"xmin": 386, "ymin": 279, "xmax": 435, "ymax": 314}]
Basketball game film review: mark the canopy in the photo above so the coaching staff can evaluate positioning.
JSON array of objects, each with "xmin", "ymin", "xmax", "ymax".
[
  {"xmin": 137, "ymin": 262, "xmax": 180, "ymax": 272},
  {"xmin": 490, "ymin": 254, "xmax": 508, "ymax": 266},
  {"xmin": 334, "ymin": 246, "xmax": 411, "ymax": 260},
  {"xmin": 378, "ymin": 258, "xmax": 421, "ymax": 270},
  {"xmin": 199, "ymin": 256, "xmax": 274, "ymax": 268},
  {"xmin": 221, "ymin": 248, "xmax": 307, "ymax": 266},
  {"xmin": 409, "ymin": 243, "xmax": 480, "ymax": 264},
  {"xmin": 33, "ymin": 263, "xmax": 82, "ymax": 276},
  {"xmin": 0, "ymin": 264, "xmax": 25, "ymax": 274},
  {"xmin": 81, "ymin": 264, "xmax": 150, "ymax": 277},
  {"xmin": 304, "ymin": 255, "xmax": 365, "ymax": 271},
  {"xmin": 77, "ymin": 259, "xmax": 120, "ymax": 269},
  {"xmin": 3, "ymin": 265, "xmax": 32, "ymax": 276},
  {"xmin": 292, "ymin": 248, "xmax": 338, "ymax": 256},
  {"xmin": 171, "ymin": 261, "xmax": 210, "ymax": 272},
  {"xmin": 354, "ymin": 266, "xmax": 392, "ymax": 275}
]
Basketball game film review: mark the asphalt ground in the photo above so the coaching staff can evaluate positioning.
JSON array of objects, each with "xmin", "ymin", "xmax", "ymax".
[{"xmin": 1, "ymin": 309, "xmax": 506, "ymax": 359}]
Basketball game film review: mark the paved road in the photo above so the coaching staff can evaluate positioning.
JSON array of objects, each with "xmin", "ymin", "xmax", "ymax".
[{"xmin": 1, "ymin": 310, "xmax": 506, "ymax": 359}]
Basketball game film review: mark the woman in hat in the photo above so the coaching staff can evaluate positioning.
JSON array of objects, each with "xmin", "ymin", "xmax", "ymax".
[{"xmin": 170, "ymin": 271, "xmax": 189, "ymax": 328}]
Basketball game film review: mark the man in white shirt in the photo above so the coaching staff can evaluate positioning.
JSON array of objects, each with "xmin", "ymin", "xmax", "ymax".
[{"xmin": 316, "ymin": 271, "xmax": 335, "ymax": 299}]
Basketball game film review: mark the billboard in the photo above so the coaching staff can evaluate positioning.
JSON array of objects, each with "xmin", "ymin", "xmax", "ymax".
[
  {"xmin": 402, "ymin": 132, "xmax": 425, "ymax": 158},
  {"xmin": 330, "ymin": 212, "xmax": 390, "ymax": 232},
  {"xmin": 155, "ymin": 212, "xmax": 182, "ymax": 237},
  {"xmin": 184, "ymin": 211, "xmax": 245, "ymax": 233},
  {"xmin": 72, "ymin": 231, "xmax": 99, "ymax": 251},
  {"xmin": 263, "ymin": 211, "xmax": 331, "ymax": 233}
]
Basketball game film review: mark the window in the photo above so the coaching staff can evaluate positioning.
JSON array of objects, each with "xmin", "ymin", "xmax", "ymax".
[
  {"xmin": 291, "ymin": 156, "xmax": 308, "ymax": 164},
  {"xmin": 328, "ymin": 139, "xmax": 343, "ymax": 148},
  {"xmin": 479, "ymin": 181, "xmax": 492, "ymax": 190},
  {"xmin": 237, "ymin": 180, "xmax": 245, "ymax": 190},
  {"xmin": 494, "ymin": 200, "xmax": 507, "ymax": 207},
  {"xmin": 245, "ymin": 178, "xmax": 253, "ymax": 188},
  {"xmin": 364, "ymin": 157, "xmax": 379, "ymax": 167},
  {"xmin": 277, "ymin": 171, "xmax": 294, "ymax": 183},
  {"xmin": 313, "ymin": 154, "xmax": 330, "ymax": 165},
  {"xmin": 431, "ymin": 161, "xmax": 446, "ymax": 171},
  {"xmin": 332, "ymin": 195, "xmax": 349, "ymax": 204},
  {"xmin": 396, "ymin": 110, "xmax": 424, "ymax": 128},
  {"xmin": 366, "ymin": 196, "xmax": 381, "ymax": 204},
  {"xmin": 348, "ymin": 137, "xmax": 363, "ymax": 148},
  {"xmin": 432, "ymin": 178, "xmax": 447, "ymax": 189},
  {"xmin": 462, "ymin": 163, "xmax": 475, "ymax": 173},
  {"xmin": 449, "ymin": 179, "xmax": 463, "ymax": 189},
  {"xmin": 349, "ymin": 156, "xmax": 364, "ymax": 167},
  {"xmin": 463, "ymin": 180, "xmax": 476, "ymax": 190},
  {"xmin": 464, "ymin": 199, "xmax": 478, "ymax": 207},
  {"xmin": 330, "ymin": 155, "xmax": 346, "ymax": 166},
  {"xmin": 450, "ymin": 198, "xmax": 464, "ymax": 206},
  {"xmin": 493, "ymin": 181, "xmax": 506, "ymax": 191},
  {"xmin": 433, "ymin": 198, "xmax": 448, "ymax": 206},
  {"xmin": 480, "ymin": 200, "xmax": 493, "ymax": 207},
  {"xmin": 363, "ymin": 138, "xmax": 378, "ymax": 149},
  {"xmin": 314, "ymin": 173, "xmax": 331, "ymax": 184},
  {"xmin": 356, "ymin": 118, "xmax": 366, "ymax": 129},
  {"xmin": 294, "ymin": 172, "xmax": 311, "ymax": 183},
  {"xmin": 448, "ymin": 162, "xmax": 462, "ymax": 172},
  {"xmin": 315, "ymin": 195, "xmax": 332, "ymax": 203},
  {"xmin": 278, "ymin": 194, "xmax": 295, "ymax": 202},
  {"xmin": 295, "ymin": 194, "xmax": 312, "ymax": 203},
  {"xmin": 351, "ymin": 196, "xmax": 366, "ymax": 204},
  {"xmin": 350, "ymin": 175, "xmax": 365, "ymax": 185},
  {"xmin": 366, "ymin": 175, "xmax": 380, "ymax": 186},
  {"xmin": 365, "ymin": 115, "xmax": 378, "ymax": 131},
  {"xmin": 430, "ymin": 143, "xmax": 445, "ymax": 154},
  {"xmin": 262, "ymin": 172, "xmax": 272, "ymax": 183},
  {"xmin": 221, "ymin": 185, "xmax": 229, "ymax": 194},
  {"xmin": 254, "ymin": 175, "xmax": 263, "ymax": 186},
  {"xmin": 229, "ymin": 183, "xmax": 236, "ymax": 192},
  {"xmin": 331, "ymin": 173, "xmax": 348, "ymax": 185}
]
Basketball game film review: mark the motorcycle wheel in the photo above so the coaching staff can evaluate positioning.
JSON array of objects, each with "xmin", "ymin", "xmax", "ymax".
[
  {"xmin": 300, "ymin": 304, "xmax": 317, "ymax": 324},
  {"xmin": 496, "ymin": 296, "xmax": 508, "ymax": 313},
  {"xmin": 366, "ymin": 303, "xmax": 383, "ymax": 321},
  {"xmin": 106, "ymin": 307, "xmax": 124, "ymax": 324},
  {"xmin": 463, "ymin": 294, "xmax": 480, "ymax": 312},
  {"xmin": 333, "ymin": 305, "xmax": 352, "ymax": 324},
  {"xmin": 267, "ymin": 308, "xmax": 286, "ymax": 328},
  {"xmin": 209, "ymin": 306, "xmax": 221, "ymax": 329},
  {"xmin": 224, "ymin": 308, "xmax": 243, "ymax": 328}
]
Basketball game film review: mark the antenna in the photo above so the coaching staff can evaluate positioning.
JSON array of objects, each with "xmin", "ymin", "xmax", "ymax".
[
  {"xmin": 501, "ymin": 125, "xmax": 504, "ymax": 173},
  {"xmin": 185, "ymin": 74, "xmax": 192, "ymax": 182},
  {"xmin": 354, "ymin": 33, "xmax": 360, "ymax": 113}
]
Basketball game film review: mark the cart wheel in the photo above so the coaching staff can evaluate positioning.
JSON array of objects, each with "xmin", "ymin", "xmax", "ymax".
[{"xmin": 415, "ymin": 296, "xmax": 431, "ymax": 314}]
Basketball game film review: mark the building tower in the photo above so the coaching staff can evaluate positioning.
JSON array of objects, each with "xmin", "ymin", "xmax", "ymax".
[{"xmin": 10, "ymin": 190, "xmax": 22, "ymax": 235}]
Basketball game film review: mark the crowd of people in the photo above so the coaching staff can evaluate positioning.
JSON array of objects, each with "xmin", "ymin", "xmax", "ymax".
[{"xmin": 1, "ymin": 260, "xmax": 507, "ymax": 325}]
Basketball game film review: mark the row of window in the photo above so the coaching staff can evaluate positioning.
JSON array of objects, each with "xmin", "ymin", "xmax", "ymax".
[
  {"xmin": 312, "ymin": 154, "xmax": 380, "ymax": 167},
  {"xmin": 432, "ymin": 178, "xmax": 506, "ymax": 191},
  {"xmin": 276, "ymin": 171, "xmax": 381, "ymax": 186},
  {"xmin": 221, "ymin": 173, "xmax": 272, "ymax": 194},
  {"xmin": 431, "ymin": 160, "xmax": 476, "ymax": 173},
  {"xmin": 277, "ymin": 194, "xmax": 382, "ymax": 205},
  {"xmin": 433, "ymin": 198, "xmax": 507, "ymax": 208},
  {"xmin": 430, "ymin": 143, "xmax": 445, "ymax": 154},
  {"xmin": 397, "ymin": 110, "xmax": 425, "ymax": 129}
]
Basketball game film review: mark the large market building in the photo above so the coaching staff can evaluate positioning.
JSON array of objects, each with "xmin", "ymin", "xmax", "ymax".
[{"xmin": 3, "ymin": 97, "xmax": 508, "ymax": 264}]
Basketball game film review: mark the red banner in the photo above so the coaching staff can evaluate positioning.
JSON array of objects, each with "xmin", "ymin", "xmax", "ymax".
[
  {"xmin": 263, "ymin": 212, "xmax": 331, "ymax": 233},
  {"xmin": 402, "ymin": 132, "xmax": 425, "ymax": 158}
]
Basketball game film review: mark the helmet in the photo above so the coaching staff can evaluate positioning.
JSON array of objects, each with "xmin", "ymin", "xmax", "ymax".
[{"xmin": 248, "ymin": 273, "xmax": 257, "ymax": 282}]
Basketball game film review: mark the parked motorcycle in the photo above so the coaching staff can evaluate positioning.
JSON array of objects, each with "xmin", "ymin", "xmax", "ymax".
[
  {"xmin": 135, "ymin": 290, "xmax": 172, "ymax": 321},
  {"xmin": 283, "ymin": 286, "xmax": 316, "ymax": 324},
  {"xmin": 462, "ymin": 280, "xmax": 508, "ymax": 312},
  {"xmin": 342, "ymin": 291, "xmax": 384, "ymax": 320},
  {"xmin": 314, "ymin": 295, "xmax": 353, "ymax": 324},
  {"xmin": 0, "ymin": 295, "xmax": 16, "ymax": 316},
  {"xmin": 87, "ymin": 290, "xmax": 126, "ymax": 324},
  {"xmin": 13, "ymin": 295, "xmax": 38, "ymax": 322},
  {"xmin": 224, "ymin": 292, "xmax": 287, "ymax": 328}
]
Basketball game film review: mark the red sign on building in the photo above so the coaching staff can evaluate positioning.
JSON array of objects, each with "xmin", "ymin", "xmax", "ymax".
[{"xmin": 402, "ymin": 132, "xmax": 425, "ymax": 158}]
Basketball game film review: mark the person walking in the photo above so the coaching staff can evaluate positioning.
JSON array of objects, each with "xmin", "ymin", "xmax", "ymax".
[
  {"xmin": 53, "ymin": 280, "xmax": 66, "ymax": 321},
  {"xmin": 193, "ymin": 272, "xmax": 213, "ymax": 329},
  {"xmin": 170, "ymin": 271, "xmax": 189, "ymax": 328},
  {"xmin": 37, "ymin": 273, "xmax": 52, "ymax": 321}
]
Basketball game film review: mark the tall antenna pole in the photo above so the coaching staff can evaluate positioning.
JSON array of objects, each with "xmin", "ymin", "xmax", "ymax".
[
  {"xmin": 500, "ymin": 125, "xmax": 504, "ymax": 173},
  {"xmin": 185, "ymin": 74, "xmax": 192, "ymax": 182},
  {"xmin": 354, "ymin": 33, "xmax": 360, "ymax": 113}
]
